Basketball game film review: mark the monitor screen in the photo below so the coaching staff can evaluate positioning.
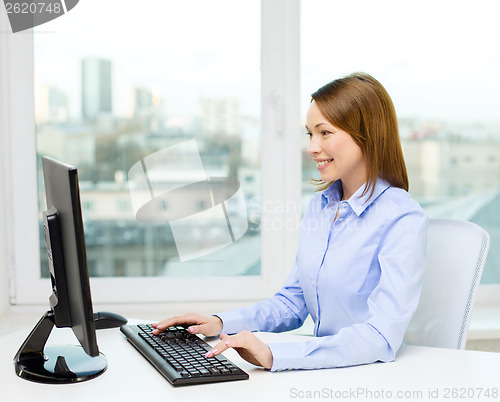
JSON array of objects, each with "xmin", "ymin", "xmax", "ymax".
[
  {"xmin": 13, "ymin": 156, "xmax": 107, "ymax": 383},
  {"xmin": 42, "ymin": 156, "xmax": 99, "ymax": 356}
]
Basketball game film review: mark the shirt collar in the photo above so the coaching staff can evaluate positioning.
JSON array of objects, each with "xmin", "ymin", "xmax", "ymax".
[
  {"xmin": 321, "ymin": 178, "xmax": 391, "ymax": 216},
  {"xmin": 321, "ymin": 180, "xmax": 342, "ymax": 209}
]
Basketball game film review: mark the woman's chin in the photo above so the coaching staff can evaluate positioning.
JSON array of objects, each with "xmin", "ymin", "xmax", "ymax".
[{"xmin": 319, "ymin": 172, "xmax": 338, "ymax": 183}]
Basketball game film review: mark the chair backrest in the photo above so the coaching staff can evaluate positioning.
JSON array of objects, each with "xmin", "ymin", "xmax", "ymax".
[{"xmin": 404, "ymin": 218, "xmax": 490, "ymax": 349}]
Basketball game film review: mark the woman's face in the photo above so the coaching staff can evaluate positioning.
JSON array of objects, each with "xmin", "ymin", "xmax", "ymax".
[{"xmin": 306, "ymin": 101, "xmax": 367, "ymax": 195}]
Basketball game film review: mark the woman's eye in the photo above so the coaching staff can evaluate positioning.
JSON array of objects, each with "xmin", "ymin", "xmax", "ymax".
[{"xmin": 321, "ymin": 131, "xmax": 331, "ymax": 136}]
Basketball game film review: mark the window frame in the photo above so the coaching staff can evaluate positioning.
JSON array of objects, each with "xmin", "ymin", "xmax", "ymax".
[{"xmin": 2, "ymin": 0, "xmax": 302, "ymax": 306}]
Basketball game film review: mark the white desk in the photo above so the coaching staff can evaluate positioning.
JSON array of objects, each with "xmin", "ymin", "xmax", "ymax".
[{"xmin": 1, "ymin": 320, "xmax": 499, "ymax": 402}]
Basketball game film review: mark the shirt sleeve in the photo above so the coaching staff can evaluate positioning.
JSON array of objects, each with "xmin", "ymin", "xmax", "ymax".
[
  {"xmin": 268, "ymin": 209, "xmax": 428, "ymax": 371},
  {"xmin": 216, "ymin": 262, "xmax": 310, "ymax": 335}
]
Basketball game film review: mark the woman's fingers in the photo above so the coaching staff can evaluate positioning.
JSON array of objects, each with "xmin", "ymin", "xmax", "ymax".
[
  {"xmin": 152, "ymin": 320, "xmax": 273, "ymax": 369},
  {"xmin": 151, "ymin": 314, "xmax": 194, "ymax": 334},
  {"xmin": 205, "ymin": 331, "xmax": 273, "ymax": 370},
  {"xmin": 151, "ymin": 313, "xmax": 222, "ymax": 337},
  {"xmin": 204, "ymin": 333, "xmax": 231, "ymax": 357}
]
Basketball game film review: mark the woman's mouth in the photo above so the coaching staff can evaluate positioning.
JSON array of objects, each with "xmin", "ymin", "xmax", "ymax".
[{"xmin": 316, "ymin": 159, "xmax": 333, "ymax": 169}]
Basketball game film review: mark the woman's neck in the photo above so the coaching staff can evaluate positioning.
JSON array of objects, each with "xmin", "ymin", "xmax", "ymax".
[{"xmin": 341, "ymin": 180, "xmax": 367, "ymax": 201}]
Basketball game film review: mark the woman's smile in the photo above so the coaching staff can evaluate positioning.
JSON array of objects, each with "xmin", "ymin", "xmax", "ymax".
[{"xmin": 315, "ymin": 158, "xmax": 333, "ymax": 169}]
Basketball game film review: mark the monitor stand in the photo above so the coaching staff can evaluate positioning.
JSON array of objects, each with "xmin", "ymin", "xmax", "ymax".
[{"xmin": 13, "ymin": 310, "xmax": 107, "ymax": 384}]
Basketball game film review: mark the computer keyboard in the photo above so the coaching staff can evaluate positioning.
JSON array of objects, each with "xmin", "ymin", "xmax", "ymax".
[{"xmin": 120, "ymin": 324, "xmax": 249, "ymax": 386}]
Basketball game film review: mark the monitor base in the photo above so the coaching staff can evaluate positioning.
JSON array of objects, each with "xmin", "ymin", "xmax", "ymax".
[
  {"xmin": 13, "ymin": 311, "xmax": 107, "ymax": 384},
  {"xmin": 15, "ymin": 345, "xmax": 107, "ymax": 384}
]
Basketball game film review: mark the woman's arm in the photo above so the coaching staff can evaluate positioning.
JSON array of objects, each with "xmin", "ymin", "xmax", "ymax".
[
  {"xmin": 215, "ymin": 262, "xmax": 310, "ymax": 335},
  {"xmin": 265, "ymin": 210, "xmax": 428, "ymax": 371}
]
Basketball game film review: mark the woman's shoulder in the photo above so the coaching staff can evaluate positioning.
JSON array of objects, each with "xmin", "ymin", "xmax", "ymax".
[{"xmin": 378, "ymin": 186, "xmax": 427, "ymax": 218}]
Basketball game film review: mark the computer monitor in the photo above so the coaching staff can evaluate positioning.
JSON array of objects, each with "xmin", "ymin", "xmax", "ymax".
[{"xmin": 14, "ymin": 156, "xmax": 107, "ymax": 383}]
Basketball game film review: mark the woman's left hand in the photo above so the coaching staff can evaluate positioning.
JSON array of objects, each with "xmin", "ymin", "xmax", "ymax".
[{"xmin": 204, "ymin": 330, "xmax": 273, "ymax": 370}]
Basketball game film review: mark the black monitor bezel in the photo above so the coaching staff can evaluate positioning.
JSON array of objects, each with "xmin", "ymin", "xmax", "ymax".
[
  {"xmin": 41, "ymin": 156, "xmax": 99, "ymax": 357},
  {"xmin": 13, "ymin": 156, "xmax": 107, "ymax": 384}
]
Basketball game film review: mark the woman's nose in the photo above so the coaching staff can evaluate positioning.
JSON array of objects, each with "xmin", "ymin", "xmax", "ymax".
[{"xmin": 307, "ymin": 136, "xmax": 321, "ymax": 155}]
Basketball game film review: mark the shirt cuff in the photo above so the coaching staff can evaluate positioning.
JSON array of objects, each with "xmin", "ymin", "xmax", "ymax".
[
  {"xmin": 214, "ymin": 310, "xmax": 245, "ymax": 335},
  {"xmin": 267, "ymin": 342, "xmax": 308, "ymax": 372}
]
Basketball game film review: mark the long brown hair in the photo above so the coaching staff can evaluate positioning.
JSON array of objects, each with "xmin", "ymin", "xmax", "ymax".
[{"xmin": 311, "ymin": 72, "xmax": 408, "ymax": 197}]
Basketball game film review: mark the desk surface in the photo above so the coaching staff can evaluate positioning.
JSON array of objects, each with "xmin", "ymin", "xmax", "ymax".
[{"xmin": 2, "ymin": 319, "xmax": 500, "ymax": 402}]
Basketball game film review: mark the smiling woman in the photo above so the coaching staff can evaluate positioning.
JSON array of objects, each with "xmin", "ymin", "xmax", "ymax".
[
  {"xmin": 306, "ymin": 101, "xmax": 367, "ymax": 200},
  {"xmin": 307, "ymin": 73, "xmax": 408, "ymax": 199},
  {"xmin": 153, "ymin": 72, "xmax": 428, "ymax": 372}
]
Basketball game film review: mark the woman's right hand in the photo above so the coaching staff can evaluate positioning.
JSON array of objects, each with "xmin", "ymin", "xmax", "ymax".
[{"xmin": 151, "ymin": 313, "xmax": 223, "ymax": 337}]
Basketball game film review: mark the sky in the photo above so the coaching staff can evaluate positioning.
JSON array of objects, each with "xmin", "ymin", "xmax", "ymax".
[
  {"xmin": 300, "ymin": 0, "xmax": 500, "ymax": 124},
  {"xmin": 32, "ymin": 0, "xmax": 500, "ymax": 125},
  {"xmin": 33, "ymin": 0, "xmax": 261, "ymax": 119}
]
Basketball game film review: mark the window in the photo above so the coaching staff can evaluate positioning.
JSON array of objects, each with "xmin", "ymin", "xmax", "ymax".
[
  {"xmin": 301, "ymin": 1, "xmax": 500, "ymax": 295},
  {"xmin": 35, "ymin": 0, "xmax": 262, "ymax": 280},
  {"xmin": 5, "ymin": 0, "xmax": 301, "ymax": 304},
  {"xmin": 5, "ymin": 0, "xmax": 498, "ymax": 306}
]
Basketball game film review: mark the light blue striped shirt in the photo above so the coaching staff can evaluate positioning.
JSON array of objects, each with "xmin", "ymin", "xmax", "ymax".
[{"xmin": 218, "ymin": 179, "xmax": 428, "ymax": 371}]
